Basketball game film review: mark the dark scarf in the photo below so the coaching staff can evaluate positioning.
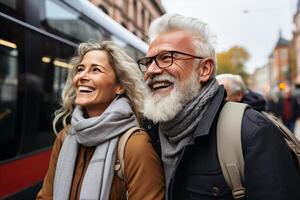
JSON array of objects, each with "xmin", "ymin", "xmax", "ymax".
[{"xmin": 159, "ymin": 78, "xmax": 219, "ymax": 187}]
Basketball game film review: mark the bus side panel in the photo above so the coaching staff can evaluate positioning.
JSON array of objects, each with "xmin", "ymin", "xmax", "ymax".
[{"xmin": 0, "ymin": 149, "xmax": 51, "ymax": 198}]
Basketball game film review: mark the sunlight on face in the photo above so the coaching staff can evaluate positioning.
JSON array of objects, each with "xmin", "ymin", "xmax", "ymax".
[{"xmin": 72, "ymin": 50, "xmax": 122, "ymax": 117}]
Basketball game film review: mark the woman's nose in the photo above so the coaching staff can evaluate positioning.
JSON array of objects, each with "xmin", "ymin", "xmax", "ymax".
[{"xmin": 78, "ymin": 70, "xmax": 90, "ymax": 80}]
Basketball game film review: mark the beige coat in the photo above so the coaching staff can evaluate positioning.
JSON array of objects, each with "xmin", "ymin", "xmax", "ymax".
[{"xmin": 37, "ymin": 129, "xmax": 165, "ymax": 200}]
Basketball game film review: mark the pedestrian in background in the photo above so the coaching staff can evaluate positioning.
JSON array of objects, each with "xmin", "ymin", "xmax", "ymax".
[
  {"xmin": 216, "ymin": 73, "xmax": 266, "ymax": 112},
  {"xmin": 37, "ymin": 41, "xmax": 165, "ymax": 200},
  {"xmin": 277, "ymin": 85, "xmax": 299, "ymax": 132},
  {"xmin": 138, "ymin": 13, "xmax": 300, "ymax": 200}
]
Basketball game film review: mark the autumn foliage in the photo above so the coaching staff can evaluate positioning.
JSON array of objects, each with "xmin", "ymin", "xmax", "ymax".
[{"xmin": 217, "ymin": 46, "xmax": 249, "ymax": 79}]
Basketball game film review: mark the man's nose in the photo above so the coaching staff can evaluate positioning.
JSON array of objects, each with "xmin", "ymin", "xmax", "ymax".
[{"xmin": 144, "ymin": 60, "xmax": 163, "ymax": 79}]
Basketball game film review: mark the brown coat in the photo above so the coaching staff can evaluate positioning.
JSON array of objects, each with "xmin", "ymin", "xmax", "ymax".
[{"xmin": 37, "ymin": 129, "xmax": 165, "ymax": 200}]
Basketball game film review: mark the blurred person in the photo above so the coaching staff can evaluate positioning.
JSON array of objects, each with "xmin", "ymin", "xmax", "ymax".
[
  {"xmin": 37, "ymin": 41, "xmax": 165, "ymax": 200},
  {"xmin": 277, "ymin": 85, "xmax": 299, "ymax": 132},
  {"xmin": 264, "ymin": 86, "xmax": 280, "ymax": 115},
  {"xmin": 138, "ymin": 13, "xmax": 300, "ymax": 200},
  {"xmin": 216, "ymin": 73, "xmax": 266, "ymax": 112}
]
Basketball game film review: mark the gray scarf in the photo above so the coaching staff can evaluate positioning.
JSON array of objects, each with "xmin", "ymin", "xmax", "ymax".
[
  {"xmin": 53, "ymin": 97, "xmax": 138, "ymax": 200},
  {"xmin": 159, "ymin": 78, "xmax": 219, "ymax": 186}
]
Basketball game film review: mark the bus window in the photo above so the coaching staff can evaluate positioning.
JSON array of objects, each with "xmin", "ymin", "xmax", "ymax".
[
  {"xmin": 0, "ymin": 0, "xmax": 17, "ymax": 9},
  {"xmin": 0, "ymin": 16, "xmax": 75, "ymax": 161},
  {"xmin": 43, "ymin": 0, "xmax": 108, "ymax": 43},
  {"xmin": 111, "ymin": 35, "xmax": 144, "ymax": 61},
  {"xmin": 0, "ymin": 39, "xmax": 18, "ymax": 151}
]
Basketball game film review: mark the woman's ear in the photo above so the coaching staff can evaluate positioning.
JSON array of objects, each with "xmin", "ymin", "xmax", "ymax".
[
  {"xmin": 115, "ymin": 86, "xmax": 125, "ymax": 95},
  {"xmin": 196, "ymin": 58, "xmax": 215, "ymax": 84}
]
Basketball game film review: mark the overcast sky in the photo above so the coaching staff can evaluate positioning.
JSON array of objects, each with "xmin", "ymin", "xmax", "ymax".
[{"xmin": 161, "ymin": 0, "xmax": 298, "ymax": 74}]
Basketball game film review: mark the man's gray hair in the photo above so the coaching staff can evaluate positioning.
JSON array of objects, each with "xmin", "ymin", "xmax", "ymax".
[
  {"xmin": 148, "ymin": 13, "xmax": 217, "ymax": 76},
  {"xmin": 216, "ymin": 73, "xmax": 247, "ymax": 95}
]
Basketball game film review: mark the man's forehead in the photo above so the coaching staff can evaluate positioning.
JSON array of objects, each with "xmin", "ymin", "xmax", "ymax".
[{"xmin": 147, "ymin": 30, "xmax": 195, "ymax": 56}]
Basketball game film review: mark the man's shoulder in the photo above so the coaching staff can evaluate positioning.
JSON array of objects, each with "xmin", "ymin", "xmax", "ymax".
[
  {"xmin": 243, "ymin": 108, "xmax": 270, "ymax": 126},
  {"xmin": 241, "ymin": 108, "xmax": 285, "ymax": 147}
]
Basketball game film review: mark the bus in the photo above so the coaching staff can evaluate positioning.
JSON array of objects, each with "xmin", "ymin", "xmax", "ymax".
[{"xmin": 0, "ymin": 0, "xmax": 148, "ymax": 199}]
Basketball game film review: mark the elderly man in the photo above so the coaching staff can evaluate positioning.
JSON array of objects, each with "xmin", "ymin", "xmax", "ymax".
[
  {"xmin": 216, "ymin": 73, "xmax": 266, "ymax": 112},
  {"xmin": 138, "ymin": 14, "xmax": 300, "ymax": 200}
]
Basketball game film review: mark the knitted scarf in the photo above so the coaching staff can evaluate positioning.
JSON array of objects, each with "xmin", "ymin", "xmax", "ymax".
[
  {"xmin": 53, "ymin": 97, "xmax": 138, "ymax": 200},
  {"xmin": 159, "ymin": 78, "xmax": 219, "ymax": 187}
]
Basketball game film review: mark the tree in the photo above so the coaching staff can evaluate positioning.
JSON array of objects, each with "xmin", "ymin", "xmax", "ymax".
[{"xmin": 217, "ymin": 46, "xmax": 250, "ymax": 79}]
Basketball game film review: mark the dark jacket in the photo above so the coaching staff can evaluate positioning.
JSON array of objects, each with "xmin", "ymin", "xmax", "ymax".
[
  {"xmin": 241, "ymin": 89, "xmax": 266, "ymax": 112},
  {"xmin": 277, "ymin": 95, "xmax": 299, "ymax": 123},
  {"xmin": 143, "ymin": 86, "xmax": 300, "ymax": 200}
]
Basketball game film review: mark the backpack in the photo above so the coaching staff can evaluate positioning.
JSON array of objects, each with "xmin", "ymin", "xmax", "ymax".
[
  {"xmin": 115, "ymin": 127, "xmax": 142, "ymax": 179},
  {"xmin": 217, "ymin": 102, "xmax": 300, "ymax": 200},
  {"xmin": 114, "ymin": 126, "xmax": 142, "ymax": 198}
]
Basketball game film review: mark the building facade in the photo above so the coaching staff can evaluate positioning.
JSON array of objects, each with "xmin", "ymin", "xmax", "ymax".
[
  {"xmin": 293, "ymin": 0, "xmax": 300, "ymax": 84},
  {"xmin": 249, "ymin": 63, "xmax": 271, "ymax": 95},
  {"xmin": 89, "ymin": 0, "xmax": 165, "ymax": 42},
  {"xmin": 268, "ymin": 32, "xmax": 297, "ymax": 90},
  {"xmin": 249, "ymin": 33, "xmax": 295, "ymax": 95}
]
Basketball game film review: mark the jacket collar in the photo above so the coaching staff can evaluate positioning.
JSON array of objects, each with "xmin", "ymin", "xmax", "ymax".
[{"xmin": 193, "ymin": 85, "xmax": 226, "ymax": 138}]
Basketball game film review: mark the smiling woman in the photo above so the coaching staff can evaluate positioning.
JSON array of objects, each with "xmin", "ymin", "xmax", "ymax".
[
  {"xmin": 36, "ymin": 41, "xmax": 165, "ymax": 200},
  {"xmin": 73, "ymin": 50, "xmax": 124, "ymax": 117}
]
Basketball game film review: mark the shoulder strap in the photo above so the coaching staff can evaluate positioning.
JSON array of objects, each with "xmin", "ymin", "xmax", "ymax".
[
  {"xmin": 262, "ymin": 111, "xmax": 300, "ymax": 166},
  {"xmin": 217, "ymin": 102, "xmax": 248, "ymax": 200},
  {"xmin": 115, "ymin": 127, "xmax": 142, "ymax": 180}
]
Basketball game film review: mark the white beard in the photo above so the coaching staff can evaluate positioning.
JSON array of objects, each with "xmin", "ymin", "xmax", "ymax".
[{"xmin": 143, "ymin": 72, "xmax": 201, "ymax": 123}]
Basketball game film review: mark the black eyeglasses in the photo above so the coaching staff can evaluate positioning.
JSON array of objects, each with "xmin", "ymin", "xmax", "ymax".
[{"xmin": 137, "ymin": 50, "xmax": 205, "ymax": 73}]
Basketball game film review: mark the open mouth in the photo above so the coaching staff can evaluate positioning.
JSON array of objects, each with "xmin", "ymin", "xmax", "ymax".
[
  {"xmin": 78, "ymin": 86, "xmax": 95, "ymax": 93},
  {"xmin": 150, "ymin": 81, "xmax": 173, "ymax": 91}
]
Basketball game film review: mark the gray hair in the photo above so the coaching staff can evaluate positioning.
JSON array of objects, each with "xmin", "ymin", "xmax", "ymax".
[
  {"xmin": 216, "ymin": 73, "xmax": 247, "ymax": 95},
  {"xmin": 53, "ymin": 41, "xmax": 144, "ymax": 133},
  {"xmin": 148, "ymin": 13, "xmax": 217, "ymax": 76}
]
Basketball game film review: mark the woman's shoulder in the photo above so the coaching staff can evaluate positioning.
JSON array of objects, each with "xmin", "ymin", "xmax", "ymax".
[
  {"xmin": 56, "ymin": 127, "xmax": 70, "ymax": 143},
  {"xmin": 124, "ymin": 129, "xmax": 153, "ymax": 158},
  {"xmin": 127, "ymin": 129, "xmax": 151, "ymax": 147}
]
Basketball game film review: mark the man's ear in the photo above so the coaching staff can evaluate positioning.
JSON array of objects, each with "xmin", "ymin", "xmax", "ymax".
[
  {"xmin": 196, "ymin": 58, "xmax": 215, "ymax": 84},
  {"xmin": 236, "ymin": 91, "xmax": 244, "ymax": 102}
]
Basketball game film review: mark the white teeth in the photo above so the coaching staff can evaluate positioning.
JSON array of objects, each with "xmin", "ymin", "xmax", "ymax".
[
  {"xmin": 152, "ymin": 82, "xmax": 172, "ymax": 89},
  {"xmin": 78, "ymin": 86, "xmax": 94, "ymax": 92}
]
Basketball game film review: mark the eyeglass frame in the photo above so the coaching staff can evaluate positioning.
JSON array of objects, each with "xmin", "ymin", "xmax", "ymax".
[{"xmin": 137, "ymin": 50, "xmax": 206, "ymax": 73}]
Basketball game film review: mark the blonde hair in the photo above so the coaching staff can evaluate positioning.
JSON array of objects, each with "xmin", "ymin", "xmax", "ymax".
[{"xmin": 53, "ymin": 41, "xmax": 144, "ymax": 133}]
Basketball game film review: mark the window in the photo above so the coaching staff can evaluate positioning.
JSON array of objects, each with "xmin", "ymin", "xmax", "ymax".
[
  {"xmin": 133, "ymin": 0, "xmax": 137, "ymax": 19},
  {"xmin": 99, "ymin": 4, "xmax": 108, "ymax": 15},
  {"xmin": 44, "ymin": 0, "xmax": 108, "ymax": 43},
  {"xmin": 0, "ymin": 0, "xmax": 17, "ymax": 9},
  {"xmin": 0, "ymin": 16, "xmax": 75, "ymax": 161},
  {"xmin": 280, "ymin": 48, "xmax": 288, "ymax": 60}
]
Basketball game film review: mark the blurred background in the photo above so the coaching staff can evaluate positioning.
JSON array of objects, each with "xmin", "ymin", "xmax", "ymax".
[{"xmin": 0, "ymin": 0, "xmax": 300, "ymax": 199}]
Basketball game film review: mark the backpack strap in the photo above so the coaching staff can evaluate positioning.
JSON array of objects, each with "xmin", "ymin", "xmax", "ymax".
[
  {"xmin": 262, "ymin": 111, "xmax": 300, "ymax": 166},
  {"xmin": 115, "ymin": 127, "xmax": 143, "ymax": 180},
  {"xmin": 217, "ymin": 102, "xmax": 248, "ymax": 200}
]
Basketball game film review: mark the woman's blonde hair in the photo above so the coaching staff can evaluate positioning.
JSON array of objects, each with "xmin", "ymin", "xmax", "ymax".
[{"xmin": 53, "ymin": 41, "xmax": 144, "ymax": 134}]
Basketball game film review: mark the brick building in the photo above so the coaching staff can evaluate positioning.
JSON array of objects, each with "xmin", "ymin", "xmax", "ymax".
[
  {"xmin": 89, "ymin": 0, "xmax": 165, "ymax": 42},
  {"xmin": 293, "ymin": 0, "xmax": 300, "ymax": 83},
  {"xmin": 269, "ymin": 33, "xmax": 291, "ymax": 88}
]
